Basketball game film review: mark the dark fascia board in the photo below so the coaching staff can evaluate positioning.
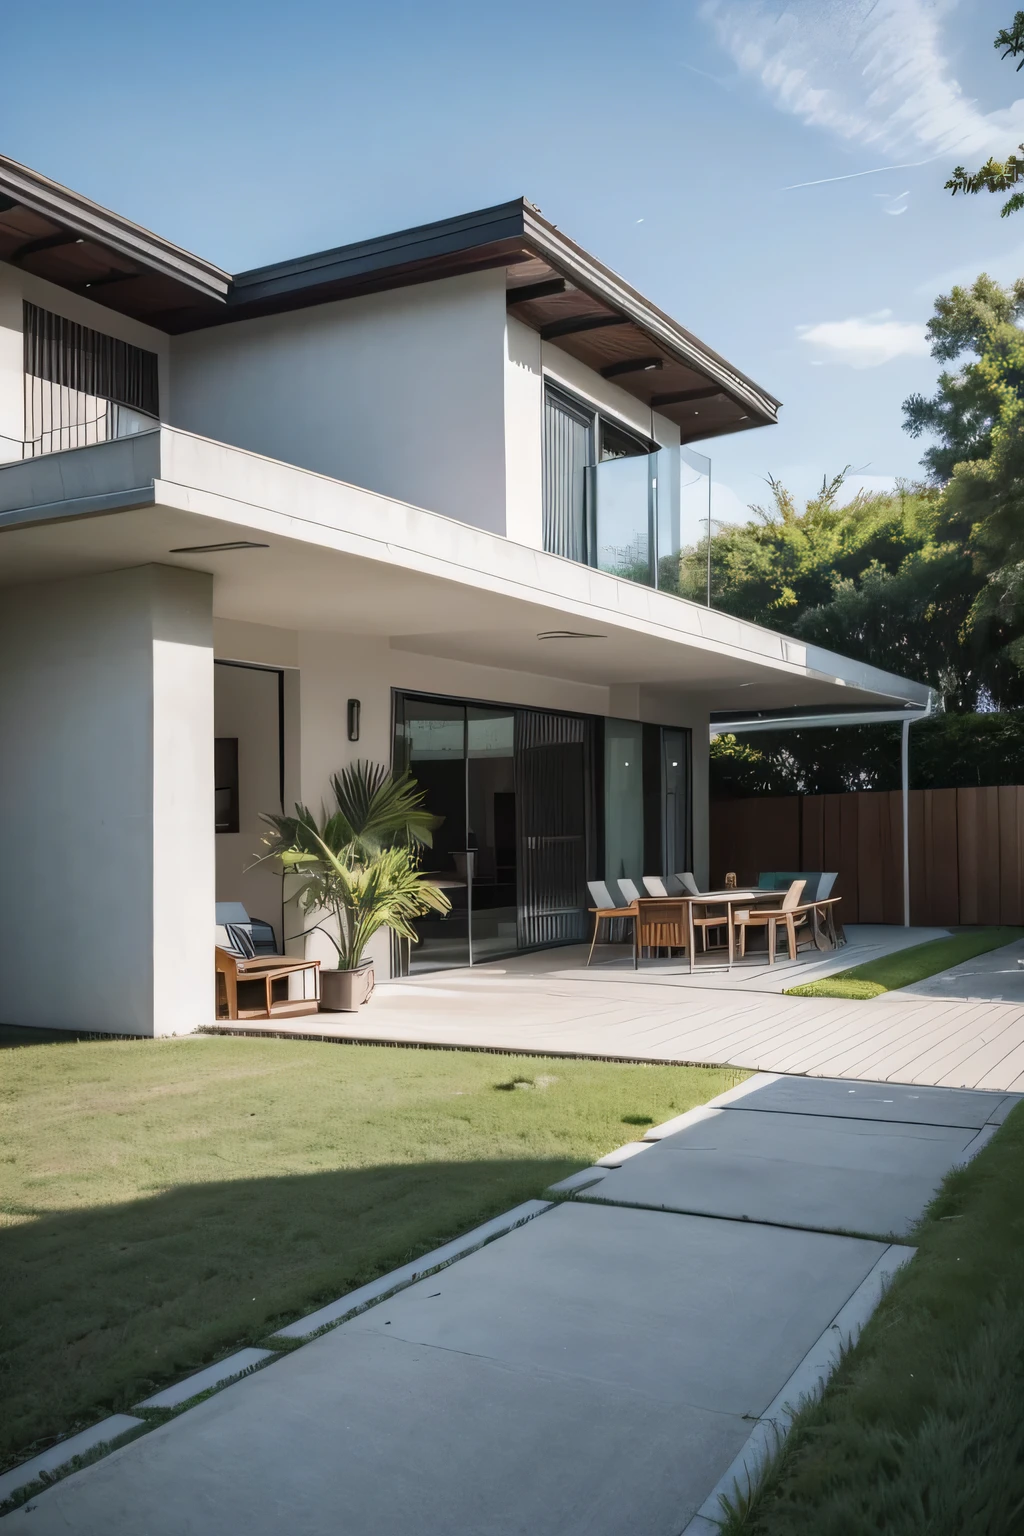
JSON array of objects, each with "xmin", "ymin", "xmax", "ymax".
[
  {"xmin": 0, "ymin": 153, "xmax": 230, "ymax": 303},
  {"xmin": 229, "ymin": 199, "xmax": 531, "ymax": 307}
]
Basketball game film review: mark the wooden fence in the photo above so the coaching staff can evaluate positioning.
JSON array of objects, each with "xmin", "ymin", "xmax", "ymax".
[{"xmin": 710, "ymin": 785, "xmax": 1024, "ymax": 926}]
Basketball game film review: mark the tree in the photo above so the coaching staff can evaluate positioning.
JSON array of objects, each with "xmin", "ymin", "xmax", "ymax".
[
  {"xmin": 678, "ymin": 471, "xmax": 1020, "ymax": 710},
  {"xmin": 902, "ymin": 274, "xmax": 1024, "ymax": 483},
  {"xmin": 946, "ymin": 13, "xmax": 1024, "ymax": 216}
]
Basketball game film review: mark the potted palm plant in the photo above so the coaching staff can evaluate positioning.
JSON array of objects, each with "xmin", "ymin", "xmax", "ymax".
[{"xmin": 258, "ymin": 762, "xmax": 450, "ymax": 1010}]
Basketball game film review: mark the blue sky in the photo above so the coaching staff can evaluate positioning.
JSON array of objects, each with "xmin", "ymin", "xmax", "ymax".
[{"xmin": 3, "ymin": 0, "xmax": 1023, "ymax": 523}]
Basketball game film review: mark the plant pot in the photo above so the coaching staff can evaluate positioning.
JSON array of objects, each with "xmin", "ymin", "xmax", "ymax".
[{"xmin": 319, "ymin": 963, "xmax": 375, "ymax": 1012}]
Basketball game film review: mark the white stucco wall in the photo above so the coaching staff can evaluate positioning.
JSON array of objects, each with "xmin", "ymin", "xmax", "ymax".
[
  {"xmin": 0, "ymin": 564, "xmax": 213, "ymax": 1035},
  {"xmin": 0, "ymin": 263, "xmax": 171, "ymax": 463},
  {"xmin": 168, "ymin": 270, "xmax": 510, "ymax": 535},
  {"xmin": 504, "ymin": 314, "xmax": 543, "ymax": 548}
]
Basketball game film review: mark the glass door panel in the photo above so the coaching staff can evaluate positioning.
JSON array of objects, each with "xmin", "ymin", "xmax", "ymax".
[
  {"xmin": 603, "ymin": 718, "xmax": 644, "ymax": 893},
  {"xmin": 396, "ymin": 698, "xmax": 468, "ymax": 972},
  {"xmin": 466, "ymin": 707, "xmax": 517, "ymax": 964}
]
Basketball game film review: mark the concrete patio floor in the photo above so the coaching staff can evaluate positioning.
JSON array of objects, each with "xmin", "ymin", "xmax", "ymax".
[
  {"xmin": 207, "ymin": 928, "xmax": 1024, "ymax": 1092},
  {"xmin": 10, "ymin": 1072, "xmax": 1014, "ymax": 1535}
]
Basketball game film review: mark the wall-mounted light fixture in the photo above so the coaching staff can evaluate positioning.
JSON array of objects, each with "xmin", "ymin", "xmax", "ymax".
[{"xmin": 347, "ymin": 698, "xmax": 361, "ymax": 742}]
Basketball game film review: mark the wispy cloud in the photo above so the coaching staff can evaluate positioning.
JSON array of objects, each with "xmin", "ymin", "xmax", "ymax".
[
  {"xmin": 797, "ymin": 310, "xmax": 930, "ymax": 367},
  {"xmin": 702, "ymin": 0, "xmax": 1024, "ymax": 160}
]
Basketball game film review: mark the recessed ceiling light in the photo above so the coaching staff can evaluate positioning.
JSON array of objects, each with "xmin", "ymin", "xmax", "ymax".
[
  {"xmin": 169, "ymin": 541, "xmax": 270, "ymax": 553},
  {"xmin": 536, "ymin": 630, "xmax": 607, "ymax": 640}
]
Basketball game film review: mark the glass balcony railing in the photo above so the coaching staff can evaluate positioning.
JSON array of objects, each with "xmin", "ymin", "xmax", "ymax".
[{"xmin": 589, "ymin": 446, "xmax": 701, "ymax": 597}]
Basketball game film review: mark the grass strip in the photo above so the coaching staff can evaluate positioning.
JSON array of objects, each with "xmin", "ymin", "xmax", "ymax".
[
  {"xmin": 0, "ymin": 1032, "xmax": 743, "ymax": 1469},
  {"xmin": 715, "ymin": 1101, "xmax": 1024, "ymax": 1536},
  {"xmin": 785, "ymin": 927, "xmax": 1023, "ymax": 999}
]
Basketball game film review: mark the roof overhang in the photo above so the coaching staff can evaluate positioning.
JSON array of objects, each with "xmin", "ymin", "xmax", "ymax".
[
  {"xmin": 0, "ymin": 158, "xmax": 778, "ymax": 444},
  {"xmin": 0, "ymin": 431, "xmax": 930, "ymax": 718},
  {"xmin": 0, "ymin": 154, "xmax": 230, "ymax": 327}
]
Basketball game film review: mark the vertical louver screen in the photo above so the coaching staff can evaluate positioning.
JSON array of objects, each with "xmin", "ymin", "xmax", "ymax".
[
  {"xmin": 542, "ymin": 387, "xmax": 593, "ymax": 562},
  {"xmin": 22, "ymin": 302, "xmax": 159, "ymax": 456},
  {"xmin": 515, "ymin": 709, "xmax": 593, "ymax": 948}
]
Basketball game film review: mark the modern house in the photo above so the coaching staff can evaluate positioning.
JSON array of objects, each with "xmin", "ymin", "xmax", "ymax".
[{"xmin": 0, "ymin": 154, "xmax": 932, "ymax": 1036}]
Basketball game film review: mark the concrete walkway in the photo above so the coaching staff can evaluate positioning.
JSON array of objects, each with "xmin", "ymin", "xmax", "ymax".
[
  {"xmin": 210, "ymin": 929, "xmax": 1024, "ymax": 1092},
  {"xmin": 6, "ymin": 1073, "xmax": 1016, "ymax": 1535},
  {"xmin": 904, "ymin": 937, "xmax": 1024, "ymax": 1004}
]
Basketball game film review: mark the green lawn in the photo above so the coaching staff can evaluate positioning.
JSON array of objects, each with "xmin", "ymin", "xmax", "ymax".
[
  {"xmin": 0, "ymin": 1030, "xmax": 743, "ymax": 1470},
  {"xmin": 785, "ymin": 927, "xmax": 1023, "ymax": 1000},
  {"xmin": 718, "ymin": 1102, "xmax": 1024, "ymax": 1536}
]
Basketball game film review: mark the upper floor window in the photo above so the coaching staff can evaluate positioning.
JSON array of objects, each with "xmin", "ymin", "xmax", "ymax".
[
  {"xmin": 542, "ymin": 381, "xmax": 681, "ymax": 592},
  {"xmin": 22, "ymin": 302, "xmax": 159, "ymax": 459}
]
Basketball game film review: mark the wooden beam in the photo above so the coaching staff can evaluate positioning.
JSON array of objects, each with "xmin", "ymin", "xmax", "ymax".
[
  {"xmin": 11, "ymin": 230, "xmax": 83, "ymax": 266},
  {"xmin": 77, "ymin": 270, "xmax": 140, "ymax": 293},
  {"xmin": 540, "ymin": 313, "xmax": 629, "ymax": 341},
  {"xmin": 600, "ymin": 356, "xmax": 662, "ymax": 380},
  {"xmin": 506, "ymin": 277, "xmax": 567, "ymax": 306},
  {"xmin": 650, "ymin": 385, "xmax": 726, "ymax": 407}
]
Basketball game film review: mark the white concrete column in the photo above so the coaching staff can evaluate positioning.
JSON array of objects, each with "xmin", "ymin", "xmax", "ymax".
[{"xmin": 0, "ymin": 564, "xmax": 214, "ymax": 1035}]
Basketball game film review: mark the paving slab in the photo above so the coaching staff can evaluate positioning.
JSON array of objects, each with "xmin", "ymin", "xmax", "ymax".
[
  {"xmin": 340, "ymin": 1202, "xmax": 887, "ymax": 1416},
  {"xmin": 4, "ymin": 1205, "xmax": 889, "ymax": 1536},
  {"xmin": 588, "ymin": 1106, "xmax": 978, "ymax": 1237},
  {"xmin": 717, "ymin": 1074, "xmax": 1012, "ymax": 1128}
]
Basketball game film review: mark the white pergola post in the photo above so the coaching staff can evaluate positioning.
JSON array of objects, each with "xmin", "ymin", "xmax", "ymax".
[{"xmin": 901, "ymin": 717, "xmax": 911, "ymax": 928}]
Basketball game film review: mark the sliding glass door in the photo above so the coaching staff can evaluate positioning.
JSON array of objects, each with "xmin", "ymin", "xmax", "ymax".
[{"xmin": 394, "ymin": 693, "xmax": 593, "ymax": 971}]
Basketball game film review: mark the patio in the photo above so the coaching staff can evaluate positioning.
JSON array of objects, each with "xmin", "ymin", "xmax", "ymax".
[{"xmin": 206, "ymin": 927, "xmax": 1024, "ymax": 1092}]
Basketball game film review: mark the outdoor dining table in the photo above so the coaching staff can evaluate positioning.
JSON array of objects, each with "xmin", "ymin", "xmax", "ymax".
[
  {"xmin": 657, "ymin": 890, "xmax": 842, "ymax": 973},
  {"xmin": 676, "ymin": 890, "xmax": 770, "ymax": 974}
]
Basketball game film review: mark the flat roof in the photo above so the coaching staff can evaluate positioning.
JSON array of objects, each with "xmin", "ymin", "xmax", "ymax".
[
  {"xmin": 0, "ymin": 156, "xmax": 779, "ymax": 445},
  {"xmin": 0, "ymin": 428, "xmax": 930, "ymax": 715}
]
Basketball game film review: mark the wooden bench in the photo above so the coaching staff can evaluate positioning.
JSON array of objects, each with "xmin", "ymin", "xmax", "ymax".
[{"xmin": 215, "ymin": 948, "xmax": 321, "ymax": 1021}]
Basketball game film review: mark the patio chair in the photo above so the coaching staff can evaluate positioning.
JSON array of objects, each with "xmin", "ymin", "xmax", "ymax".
[
  {"xmin": 586, "ymin": 880, "xmax": 638, "ymax": 967},
  {"xmin": 634, "ymin": 898, "xmax": 688, "ymax": 967},
  {"xmin": 732, "ymin": 880, "xmax": 807, "ymax": 964},
  {"xmin": 687, "ymin": 901, "xmax": 731, "ymax": 953}
]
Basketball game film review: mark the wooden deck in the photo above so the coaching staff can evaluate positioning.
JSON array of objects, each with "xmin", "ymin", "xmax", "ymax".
[{"xmin": 205, "ymin": 944, "xmax": 1024, "ymax": 1092}]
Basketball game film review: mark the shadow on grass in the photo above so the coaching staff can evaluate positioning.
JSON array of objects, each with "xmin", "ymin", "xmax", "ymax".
[
  {"xmin": 0, "ymin": 1156, "xmax": 576, "ymax": 1473},
  {"xmin": 0, "ymin": 1024, "xmax": 137, "ymax": 1049}
]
